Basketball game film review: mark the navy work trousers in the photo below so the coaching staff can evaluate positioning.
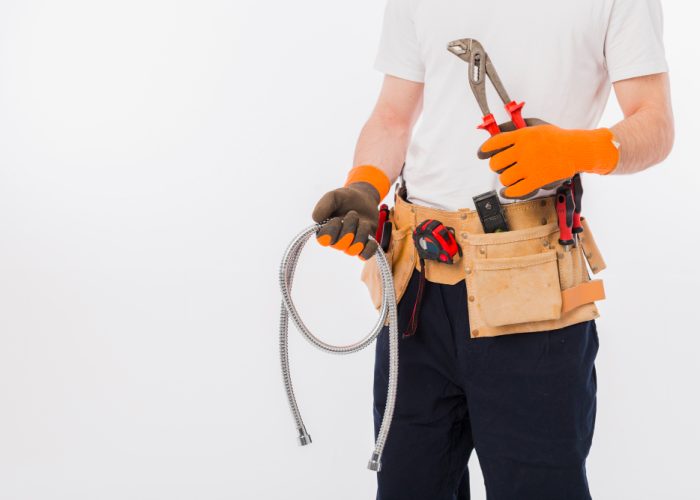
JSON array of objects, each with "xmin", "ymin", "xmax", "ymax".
[{"xmin": 374, "ymin": 270, "xmax": 598, "ymax": 500}]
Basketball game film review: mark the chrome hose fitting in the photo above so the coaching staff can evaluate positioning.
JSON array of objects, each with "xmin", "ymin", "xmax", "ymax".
[
  {"xmin": 297, "ymin": 428, "xmax": 312, "ymax": 447},
  {"xmin": 279, "ymin": 224, "xmax": 399, "ymax": 471},
  {"xmin": 367, "ymin": 451, "xmax": 382, "ymax": 472}
]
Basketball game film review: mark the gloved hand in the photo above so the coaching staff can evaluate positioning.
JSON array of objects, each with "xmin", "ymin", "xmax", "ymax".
[
  {"xmin": 478, "ymin": 121, "xmax": 619, "ymax": 199},
  {"xmin": 312, "ymin": 165, "xmax": 391, "ymax": 261}
]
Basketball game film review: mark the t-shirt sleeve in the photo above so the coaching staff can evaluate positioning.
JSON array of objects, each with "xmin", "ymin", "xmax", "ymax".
[
  {"xmin": 374, "ymin": 0, "xmax": 425, "ymax": 83},
  {"xmin": 605, "ymin": 0, "xmax": 668, "ymax": 82}
]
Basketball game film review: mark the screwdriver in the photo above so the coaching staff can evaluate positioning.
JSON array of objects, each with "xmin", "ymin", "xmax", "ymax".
[
  {"xmin": 570, "ymin": 174, "xmax": 584, "ymax": 246},
  {"xmin": 556, "ymin": 184, "xmax": 575, "ymax": 250}
]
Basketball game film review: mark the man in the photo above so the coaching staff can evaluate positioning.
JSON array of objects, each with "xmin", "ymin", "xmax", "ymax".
[{"xmin": 311, "ymin": 0, "xmax": 673, "ymax": 498}]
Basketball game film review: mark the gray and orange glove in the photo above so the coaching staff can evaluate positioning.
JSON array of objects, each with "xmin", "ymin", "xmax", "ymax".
[
  {"xmin": 478, "ymin": 121, "xmax": 620, "ymax": 199},
  {"xmin": 312, "ymin": 165, "xmax": 391, "ymax": 261}
]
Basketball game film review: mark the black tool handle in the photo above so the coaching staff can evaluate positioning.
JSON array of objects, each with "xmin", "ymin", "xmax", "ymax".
[{"xmin": 571, "ymin": 174, "xmax": 584, "ymax": 235}]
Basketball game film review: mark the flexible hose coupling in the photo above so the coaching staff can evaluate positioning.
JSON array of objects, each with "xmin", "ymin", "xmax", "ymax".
[
  {"xmin": 367, "ymin": 452, "xmax": 382, "ymax": 472},
  {"xmin": 297, "ymin": 428, "xmax": 312, "ymax": 447}
]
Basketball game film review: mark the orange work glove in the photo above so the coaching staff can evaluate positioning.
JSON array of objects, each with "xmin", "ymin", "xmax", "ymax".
[
  {"xmin": 311, "ymin": 165, "xmax": 391, "ymax": 261},
  {"xmin": 478, "ymin": 123, "xmax": 620, "ymax": 199}
]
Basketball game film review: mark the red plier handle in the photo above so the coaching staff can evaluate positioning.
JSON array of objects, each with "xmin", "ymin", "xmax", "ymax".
[
  {"xmin": 505, "ymin": 100, "xmax": 527, "ymax": 130},
  {"xmin": 478, "ymin": 114, "xmax": 501, "ymax": 137},
  {"xmin": 478, "ymin": 100, "xmax": 526, "ymax": 137}
]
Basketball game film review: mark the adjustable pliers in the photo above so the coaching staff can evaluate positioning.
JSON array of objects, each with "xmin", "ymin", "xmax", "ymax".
[
  {"xmin": 447, "ymin": 38, "xmax": 527, "ymax": 136},
  {"xmin": 448, "ymin": 38, "xmax": 584, "ymax": 249}
]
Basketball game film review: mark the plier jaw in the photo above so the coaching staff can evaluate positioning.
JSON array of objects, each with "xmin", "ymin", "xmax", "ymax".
[{"xmin": 447, "ymin": 38, "xmax": 526, "ymax": 136}]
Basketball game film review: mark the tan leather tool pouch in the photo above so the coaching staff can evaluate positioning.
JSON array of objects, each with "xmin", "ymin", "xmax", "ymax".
[
  {"xmin": 471, "ymin": 248, "xmax": 562, "ymax": 327},
  {"xmin": 466, "ymin": 224, "xmax": 564, "ymax": 334},
  {"xmin": 361, "ymin": 196, "xmax": 606, "ymax": 338},
  {"xmin": 465, "ymin": 217, "xmax": 605, "ymax": 337}
]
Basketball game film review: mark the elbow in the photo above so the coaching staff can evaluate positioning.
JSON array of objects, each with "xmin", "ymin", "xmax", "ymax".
[
  {"xmin": 656, "ymin": 111, "xmax": 675, "ymax": 165},
  {"xmin": 639, "ymin": 105, "xmax": 675, "ymax": 168},
  {"xmin": 657, "ymin": 91, "xmax": 675, "ymax": 163},
  {"xmin": 663, "ymin": 116, "xmax": 675, "ymax": 161}
]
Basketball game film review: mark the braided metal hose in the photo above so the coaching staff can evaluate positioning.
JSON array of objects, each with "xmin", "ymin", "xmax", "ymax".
[{"xmin": 279, "ymin": 224, "xmax": 399, "ymax": 472}]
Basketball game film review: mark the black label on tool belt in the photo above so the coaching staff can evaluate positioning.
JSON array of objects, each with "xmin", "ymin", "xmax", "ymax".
[{"xmin": 473, "ymin": 191, "xmax": 509, "ymax": 233}]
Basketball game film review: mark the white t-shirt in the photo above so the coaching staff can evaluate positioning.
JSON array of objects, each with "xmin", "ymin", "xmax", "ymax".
[{"xmin": 374, "ymin": 0, "xmax": 668, "ymax": 210}]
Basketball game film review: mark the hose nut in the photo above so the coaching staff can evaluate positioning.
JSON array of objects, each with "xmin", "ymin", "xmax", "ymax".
[
  {"xmin": 297, "ymin": 429, "xmax": 312, "ymax": 446},
  {"xmin": 367, "ymin": 452, "xmax": 382, "ymax": 472}
]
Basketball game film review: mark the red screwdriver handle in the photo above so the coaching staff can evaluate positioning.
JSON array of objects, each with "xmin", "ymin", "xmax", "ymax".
[
  {"xmin": 505, "ymin": 100, "xmax": 526, "ymax": 129},
  {"xmin": 375, "ymin": 204, "xmax": 389, "ymax": 241},
  {"xmin": 375, "ymin": 204, "xmax": 392, "ymax": 252},
  {"xmin": 556, "ymin": 187, "xmax": 575, "ymax": 246}
]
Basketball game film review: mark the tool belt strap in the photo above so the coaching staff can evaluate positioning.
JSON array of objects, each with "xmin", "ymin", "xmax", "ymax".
[{"xmin": 561, "ymin": 279, "xmax": 606, "ymax": 314}]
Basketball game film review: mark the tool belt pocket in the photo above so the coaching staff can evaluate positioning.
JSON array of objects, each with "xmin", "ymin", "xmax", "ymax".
[
  {"xmin": 361, "ymin": 223, "xmax": 416, "ymax": 310},
  {"xmin": 465, "ymin": 218, "xmax": 608, "ymax": 336},
  {"xmin": 466, "ymin": 223, "xmax": 564, "ymax": 332},
  {"xmin": 471, "ymin": 251, "xmax": 562, "ymax": 327}
]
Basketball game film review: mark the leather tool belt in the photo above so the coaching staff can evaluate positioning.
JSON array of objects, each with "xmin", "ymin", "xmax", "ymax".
[{"xmin": 361, "ymin": 193, "xmax": 607, "ymax": 338}]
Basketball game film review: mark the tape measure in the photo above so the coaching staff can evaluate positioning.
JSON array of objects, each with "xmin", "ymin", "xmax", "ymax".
[{"xmin": 413, "ymin": 219, "xmax": 462, "ymax": 264}]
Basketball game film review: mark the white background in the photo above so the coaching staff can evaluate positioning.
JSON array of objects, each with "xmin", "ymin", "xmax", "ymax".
[{"xmin": 0, "ymin": 1, "xmax": 698, "ymax": 499}]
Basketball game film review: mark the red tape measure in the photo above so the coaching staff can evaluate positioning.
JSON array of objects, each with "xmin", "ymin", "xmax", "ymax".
[{"xmin": 413, "ymin": 219, "xmax": 461, "ymax": 264}]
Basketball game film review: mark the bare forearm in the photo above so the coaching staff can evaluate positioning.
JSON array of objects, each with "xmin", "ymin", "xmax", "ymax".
[
  {"xmin": 353, "ymin": 113, "xmax": 411, "ymax": 185},
  {"xmin": 352, "ymin": 76, "xmax": 423, "ymax": 186},
  {"xmin": 610, "ymin": 107, "xmax": 674, "ymax": 174},
  {"xmin": 610, "ymin": 73, "xmax": 674, "ymax": 175}
]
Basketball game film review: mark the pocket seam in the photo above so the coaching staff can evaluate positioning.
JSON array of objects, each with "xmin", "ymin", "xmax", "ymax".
[
  {"xmin": 467, "ymin": 223, "xmax": 558, "ymax": 246},
  {"xmin": 472, "ymin": 251, "xmax": 557, "ymax": 271}
]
